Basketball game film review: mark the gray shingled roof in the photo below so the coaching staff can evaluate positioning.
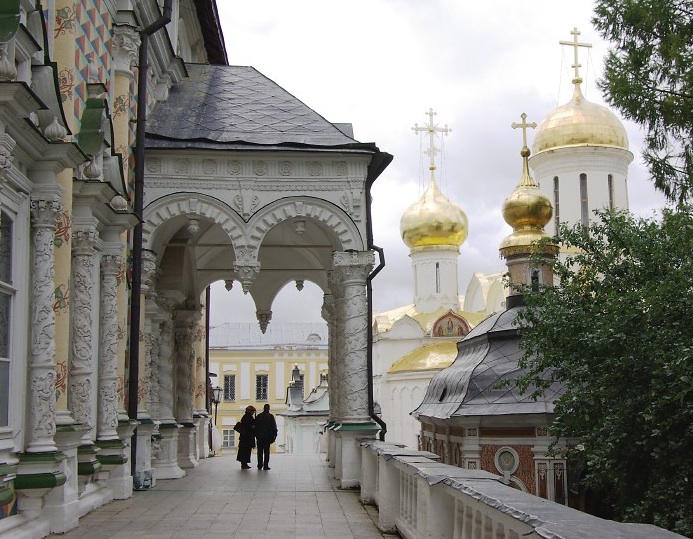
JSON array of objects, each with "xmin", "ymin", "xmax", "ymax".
[
  {"xmin": 412, "ymin": 306, "xmax": 564, "ymax": 420},
  {"xmin": 146, "ymin": 64, "xmax": 377, "ymax": 152}
]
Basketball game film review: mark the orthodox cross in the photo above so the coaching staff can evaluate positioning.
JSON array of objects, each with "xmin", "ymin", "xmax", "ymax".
[
  {"xmin": 559, "ymin": 27, "xmax": 592, "ymax": 82},
  {"xmin": 412, "ymin": 108, "xmax": 451, "ymax": 171},
  {"xmin": 511, "ymin": 112, "xmax": 536, "ymax": 150}
]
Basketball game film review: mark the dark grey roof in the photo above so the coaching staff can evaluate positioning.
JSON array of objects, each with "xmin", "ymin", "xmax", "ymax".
[
  {"xmin": 412, "ymin": 305, "xmax": 564, "ymax": 421},
  {"xmin": 146, "ymin": 64, "xmax": 378, "ymax": 152}
]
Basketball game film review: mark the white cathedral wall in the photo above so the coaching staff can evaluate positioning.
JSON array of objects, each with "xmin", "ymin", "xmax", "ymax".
[
  {"xmin": 411, "ymin": 248, "xmax": 460, "ymax": 313},
  {"xmin": 530, "ymin": 146, "xmax": 632, "ymax": 237},
  {"xmin": 381, "ymin": 373, "xmax": 431, "ymax": 449}
]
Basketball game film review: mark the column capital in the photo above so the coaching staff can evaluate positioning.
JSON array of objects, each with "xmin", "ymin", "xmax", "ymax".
[
  {"xmin": 30, "ymin": 197, "xmax": 62, "ymax": 226},
  {"xmin": 71, "ymin": 229, "xmax": 97, "ymax": 254},
  {"xmin": 113, "ymin": 24, "xmax": 140, "ymax": 74},
  {"xmin": 332, "ymin": 250, "xmax": 374, "ymax": 282}
]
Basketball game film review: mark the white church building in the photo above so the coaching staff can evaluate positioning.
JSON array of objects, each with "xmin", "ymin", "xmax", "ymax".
[{"xmin": 373, "ymin": 28, "xmax": 633, "ymax": 456}]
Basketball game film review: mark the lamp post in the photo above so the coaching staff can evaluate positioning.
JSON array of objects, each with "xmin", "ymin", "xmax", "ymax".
[{"xmin": 212, "ymin": 386, "xmax": 222, "ymax": 425}]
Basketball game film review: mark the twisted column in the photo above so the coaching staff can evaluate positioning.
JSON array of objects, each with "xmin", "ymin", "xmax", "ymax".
[{"xmin": 333, "ymin": 251, "xmax": 374, "ymax": 422}]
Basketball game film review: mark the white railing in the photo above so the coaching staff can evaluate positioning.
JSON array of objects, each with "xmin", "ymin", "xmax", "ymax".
[{"xmin": 360, "ymin": 440, "xmax": 685, "ymax": 539}]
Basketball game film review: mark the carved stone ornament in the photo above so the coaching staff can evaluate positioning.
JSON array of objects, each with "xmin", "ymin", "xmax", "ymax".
[
  {"xmin": 227, "ymin": 161, "xmax": 241, "ymax": 175},
  {"xmin": 279, "ymin": 161, "xmax": 293, "ymax": 176},
  {"xmin": 307, "ymin": 161, "xmax": 323, "ymax": 176},
  {"xmin": 44, "ymin": 117, "xmax": 67, "ymax": 141},
  {"xmin": 256, "ymin": 310, "xmax": 272, "ymax": 334},
  {"xmin": 335, "ymin": 161, "xmax": 348, "ymax": 176},
  {"xmin": 252, "ymin": 160, "xmax": 268, "ymax": 176},
  {"xmin": 113, "ymin": 25, "xmax": 140, "ymax": 72},
  {"xmin": 173, "ymin": 159, "xmax": 191, "ymax": 174},
  {"xmin": 147, "ymin": 158, "xmax": 162, "ymax": 173},
  {"xmin": 202, "ymin": 159, "xmax": 217, "ymax": 175}
]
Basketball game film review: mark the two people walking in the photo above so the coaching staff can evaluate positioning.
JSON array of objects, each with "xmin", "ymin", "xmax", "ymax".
[{"xmin": 235, "ymin": 403, "xmax": 278, "ymax": 470}]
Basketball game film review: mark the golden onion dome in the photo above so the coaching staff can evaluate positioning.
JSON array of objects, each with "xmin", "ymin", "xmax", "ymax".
[
  {"xmin": 400, "ymin": 176, "xmax": 468, "ymax": 249},
  {"xmin": 500, "ymin": 146, "xmax": 553, "ymax": 253},
  {"xmin": 532, "ymin": 81, "xmax": 629, "ymax": 154}
]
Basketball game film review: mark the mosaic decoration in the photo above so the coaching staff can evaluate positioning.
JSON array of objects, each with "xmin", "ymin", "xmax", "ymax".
[
  {"xmin": 433, "ymin": 312, "xmax": 470, "ymax": 337},
  {"xmin": 74, "ymin": 0, "xmax": 112, "ymax": 128}
]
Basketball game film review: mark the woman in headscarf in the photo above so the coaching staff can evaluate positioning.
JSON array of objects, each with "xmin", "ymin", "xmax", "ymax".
[{"xmin": 236, "ymin": 405, "xmax": 256, "ymax": 469}]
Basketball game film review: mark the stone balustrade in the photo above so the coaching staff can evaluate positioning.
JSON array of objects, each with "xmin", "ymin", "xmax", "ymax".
[{"xmin": 360, "ymin": 440, "xmax": 685, "ymax": 539}]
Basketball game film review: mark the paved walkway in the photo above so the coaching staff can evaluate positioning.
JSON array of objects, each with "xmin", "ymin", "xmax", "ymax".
[{"xmin": 48, "ymin": 453, "xmax": 395, "ymax": 539}]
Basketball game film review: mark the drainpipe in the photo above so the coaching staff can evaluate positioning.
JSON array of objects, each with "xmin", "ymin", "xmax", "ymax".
[
  {"xmin": 365, "ymin": 151, "xmax": 393, "ymax": 441},
  {"xmin": 129, "ymin": 0, "xmax": 173, "ymax": 476}
]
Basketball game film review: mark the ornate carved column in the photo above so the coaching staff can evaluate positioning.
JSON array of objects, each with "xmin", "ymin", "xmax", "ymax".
[
  {"xmin": 138, "ymin": 250, "xmax": 158, "ymax": 420},
  {"xmin": 321, "ymin": 291, "xmax": 337, "ymax": 467},
  {"xmin": 151, "ymin": 303, "xmax": 184, "ymax": 480},
  {"xmin": 331, "ymin": 251, "xmax": 376, "ymax": 488},
  {"xmin": 174, "ymin": 310, "xmax": 200, "ymax": 469},
  {"xmin": 69, "ymin": 229, "xmax": 98, "ymax": 446},
  {"xmin": 174, "ymin": 315, "xmax": 197, "ymax": 424},
  {"xmin": 328, "ymin": 271, "xmax": 345, "ymax": 422},
  {"xmin": 333, "ymin": 251, "xmax": 373, "ymax": 422},
  {"xmin": 97, "ymin": 253, "xmax": 121, "ymax": 442},
  {"xmin": 157, "ymin": 306, "xmax": 176, "ymax": 423},
  {"xmin": 26, "ymin": 197, "xmax": 62, "ymax": 453}
]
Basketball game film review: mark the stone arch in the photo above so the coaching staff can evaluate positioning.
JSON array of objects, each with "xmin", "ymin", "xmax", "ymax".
[
  {"xmin": 142, "ymin": 192, "xmax": 246, "ymax": 257},
  {"xmin": 246, "ymin": 196, "xmax": 365, "ymax": 255}
]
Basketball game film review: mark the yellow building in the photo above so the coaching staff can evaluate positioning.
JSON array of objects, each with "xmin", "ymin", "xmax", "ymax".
[{"xmin": 208, "ymin": 323, "xmax": 328, "ymax": 453}]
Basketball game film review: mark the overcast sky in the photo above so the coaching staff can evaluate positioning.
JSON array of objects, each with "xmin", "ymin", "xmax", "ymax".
[{"xmin": 208, "ymin": 0, "xmax": 669, "ymax": 327}]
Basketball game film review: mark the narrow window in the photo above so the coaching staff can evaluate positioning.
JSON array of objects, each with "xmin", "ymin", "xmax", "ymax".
[
  {"xmin": 580, "ymin": 173, "xmax": 589, "ymax": 230},
  {"xmin": 223, "ymin": 374, "xmax": 235, "ymax": 402},
  {"xmin": 553, "ymin": 176, "xmax": 560, "ymax": 230},
  {"xmin": 435, "ymin": 262, "xmax": 440, "ymax": 293},
  {"xmin": 0, "ymin": 211, "xmax": 13, "ymax": 427},
  {"xmin": 531, "ymin": 269, "xmax": 540, "ymax": 293},
  {"xmin": 256, "ymin": 374, "xmax": 268, "ymax": 401},
  {"xmin": 608, "ymin": 174, "xmax": 614, "ymax": 210}
]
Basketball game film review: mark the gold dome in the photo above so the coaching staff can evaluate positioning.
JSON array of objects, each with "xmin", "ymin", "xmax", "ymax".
[
  {"xmin": 388, "ymin": 341, "xmax": 458, "ymax": 373},
  {"xmin": 500, "ymin": 146, "xmax": 553, "ymax": 252},
  {"xmin": 532, "ymin": 81, "xmax": 629, "ymax": 154},
  {"xmin": 400, "ymin": 176, "xmax": 468, "ymax": 249}
]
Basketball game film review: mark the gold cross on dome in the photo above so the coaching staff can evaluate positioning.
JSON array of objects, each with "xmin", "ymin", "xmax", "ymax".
[
  {"xmin": 511, "ymin": 112, "xmax": 536, "ymax": 149},
  {"xmin": 412, "ymin": 108, "xmax": 451, "ymax": 171},
  {"xmin": 559, "ymin": 27, "xmax": 592, "ymax": 82}
]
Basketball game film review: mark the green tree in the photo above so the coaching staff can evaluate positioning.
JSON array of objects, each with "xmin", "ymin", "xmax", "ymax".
[
  {"xmin": 593, "ymin": 0, "xmax": 693, "ymax": 203},
  {"xmin": 515, "ymin": 209, "xmax": 693, "ymax": 535}
]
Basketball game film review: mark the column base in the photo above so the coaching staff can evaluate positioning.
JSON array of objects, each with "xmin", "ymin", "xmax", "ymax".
[
  {"xmin": 42, "ymin": 424, "xmax": 87, "ymax": 533},
  {"xmin": 152, "ymin": 423, "xmax": 185, "ymax": 479},
  {"xmin": 177, "ymin": 423, "xmax": 198, "ymax": 469},
  {"xmin": 194, "ymin": 415, "xmax": 211, "ymax": 460},
  {"xmin": 333, "ymin": 422, "xmax": 379, "ymax": 489},
  {"xmin": 133, "ymin": 419, "xmax": 157, "ymax": 491}
]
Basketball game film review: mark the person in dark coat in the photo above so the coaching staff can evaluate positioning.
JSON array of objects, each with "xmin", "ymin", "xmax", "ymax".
[
  {"xmin": 254, "ymin": 403, "xmax": 278, "ymax": 470},
  {"xmin": 236, "ymin": 405, "xmax": 256, "ymax": 469}
]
